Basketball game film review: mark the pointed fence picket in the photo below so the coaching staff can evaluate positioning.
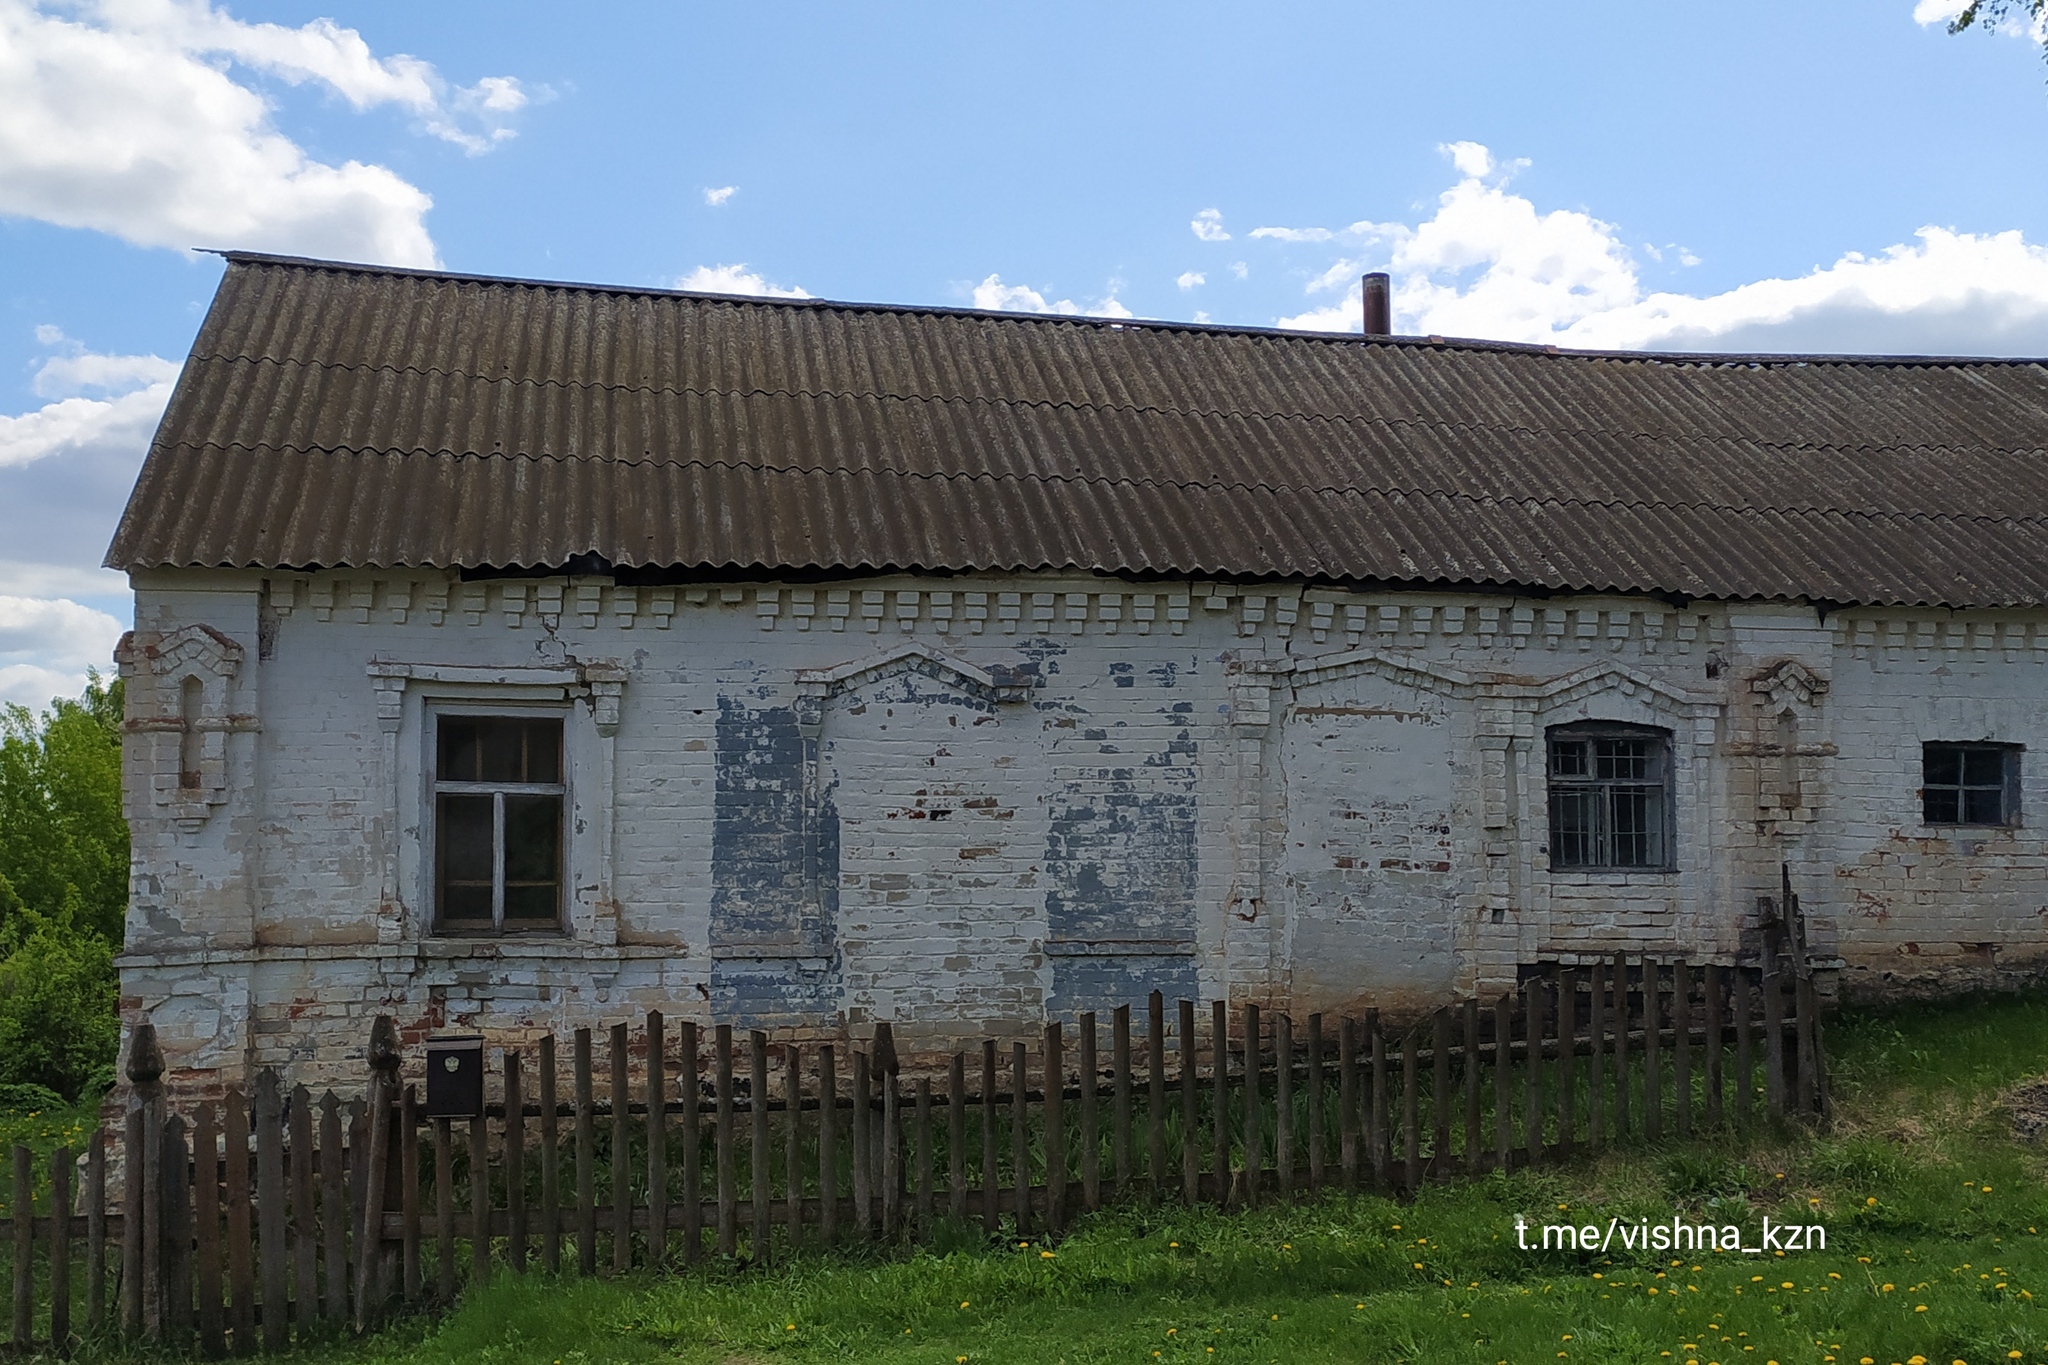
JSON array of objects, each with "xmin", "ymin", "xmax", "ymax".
[{"xmin": 0, "ymin": 935, "xmax": 1831, "ymax": 1355}]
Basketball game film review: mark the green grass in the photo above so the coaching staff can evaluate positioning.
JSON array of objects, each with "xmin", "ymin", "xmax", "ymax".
[
  {"xmin": 0, "ymin": 1098, "xmax": 101, "ymax": 1214},
  {"xmin": 71, "ymin": 993, "xmax": 2048, "ymax": 1364}
]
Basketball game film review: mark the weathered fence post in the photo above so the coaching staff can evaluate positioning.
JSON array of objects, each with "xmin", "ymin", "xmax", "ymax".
[
  {"xmin": 1044, "ymin": 1022, "xmax": 1066, "ymax": 1231},
  {"xmin": 1305, "ymin": 1013, "xmax": 1325, "ymax": 1192},
  {"xmin": 254, "ymin": 1069, "xmax": 287, "ymax": 1350},
  {"xmin": 948, "ymin": 1049, "xmax": 968, "ymax": 1222},
  {"xmin": 876, "ymin": 1024, "xmax": 900, "ymax": 1243},
  {"xmin": 614, "ymin": 1023, "xmax": 634, "ymax": 1272},
  {"xmin": 124, "ymin": 1021, "xmax": 163, "ymax": 1341},
  {"xmin": 1178, "ymin": 1000, "xmax": 1199, "ymax": 1204},
  {"xmin": 354, "ymin": 1015, "xmax": 399, "ymax": 1333},
  {"xmin": 647, "ymin": 1011, "xmax": 667, "ymax": 1268}
]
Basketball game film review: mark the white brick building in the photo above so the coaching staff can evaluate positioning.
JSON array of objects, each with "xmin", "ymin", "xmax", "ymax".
[{"xmin": 108, "ymin": 255, "xmax": 2048, "ymax": 1091}]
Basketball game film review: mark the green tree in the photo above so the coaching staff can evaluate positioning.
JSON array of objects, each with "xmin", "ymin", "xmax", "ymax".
[
  {"xmin": 1944, "ymin": 1, "xmax": 2048, "ymax": 65},
  {"xmin": 0, "ymin": 673, "xmax": 126, "ymax": 1098}
]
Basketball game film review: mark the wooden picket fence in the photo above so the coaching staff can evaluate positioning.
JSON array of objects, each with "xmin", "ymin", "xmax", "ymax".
[{"xmin": 0, "ymin": 914, "xmax": 1830, "ymax": 1355}]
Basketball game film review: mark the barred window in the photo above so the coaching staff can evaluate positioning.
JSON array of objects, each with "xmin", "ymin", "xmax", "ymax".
[
  {"xmin": 433, "ymin": 715, "xmax": 565, "ymax": 933},
  {"xmin": 1546, "ymin": 723, "xmax": 1673, "ymax": 871},
  {"xmin": 1922, "ymin": 742, "xmax": 2021, "ymax": 827}
]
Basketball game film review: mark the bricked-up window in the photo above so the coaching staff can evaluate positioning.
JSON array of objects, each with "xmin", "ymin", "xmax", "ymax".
[
  {"xmin": 1546, "ymin": 722, "xmax": 1673, "ymax": 871},
  {"xmin": 434, "ymin": 716, "xmax": 565, "ymax": 933},
  {"xmin": 1922, "ymin": 742, "xmax": 2021, "ymax": 827}
]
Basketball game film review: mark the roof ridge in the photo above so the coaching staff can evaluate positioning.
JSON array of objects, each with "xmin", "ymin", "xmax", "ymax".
[{"xmin": 212, "ymin": 251, "xmax": 2048, "ymax": 369}]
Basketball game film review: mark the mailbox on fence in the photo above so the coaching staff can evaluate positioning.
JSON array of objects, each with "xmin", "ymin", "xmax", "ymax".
[{"xmin": 424, "ymin": 1034, "xmax": 485, "ymax": 1117}]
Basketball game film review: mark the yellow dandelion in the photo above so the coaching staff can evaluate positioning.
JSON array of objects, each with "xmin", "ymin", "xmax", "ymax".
[{"xmin": 960, "ymin": 1301, "xmax": 970, "ymax": 1309}]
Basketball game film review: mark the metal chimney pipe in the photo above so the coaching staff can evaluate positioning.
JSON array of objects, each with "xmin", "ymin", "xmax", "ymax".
[{"xmin": 1362, "ymin": 272, "xmax": 1391, "ymax": 336}]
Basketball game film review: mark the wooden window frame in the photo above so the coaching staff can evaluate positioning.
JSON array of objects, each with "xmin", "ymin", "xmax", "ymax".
[
  {"xmin": 1920, "ymin": 741, "xmax": 2022, "ymax": 829},
  {"xmin": 1545, "ymin": 721, "xmax": 1676, "ymax": 873},
  {"xmin": 429, "ymin": 707, "xmax": 569, "ymax": 936}
]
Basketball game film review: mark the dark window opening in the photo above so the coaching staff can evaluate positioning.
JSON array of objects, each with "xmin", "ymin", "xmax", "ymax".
[
  {"xmin": 1546, "ymin": 722, "xmax": 1673, "ymax": 871},
  {"xmin": 1922, "ymin": 742, "xmax": 2020, "ymax": 827},
  {"xmin": 434, "ymin": 716, "xmax": 565, "ymax": 933}
]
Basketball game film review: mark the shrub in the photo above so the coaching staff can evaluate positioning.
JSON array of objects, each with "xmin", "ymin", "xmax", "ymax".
[{"xmin": 0, "ymin": 673, "xmax": 125, "ymax": 1100}]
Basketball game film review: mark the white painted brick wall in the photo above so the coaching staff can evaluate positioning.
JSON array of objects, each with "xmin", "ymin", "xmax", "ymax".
[{"xmin": 113, "ymin": 571, "xmax": 2048, "ymax": 1091}]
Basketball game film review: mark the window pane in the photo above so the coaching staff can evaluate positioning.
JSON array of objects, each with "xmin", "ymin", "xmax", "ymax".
[
  {"xmin": 1924, "ymin": 786, "xmax": 1960, "ymax": 824},
  {"xmin": 503, "ymin": 795, "xmax": 561, "ymax": 923},
  {"xmin": 440, "ymin": 716, "xmax": 565, "ymax": 785},
  {"xmin": 1963, "ymin": 787, "xmax": 2006, "ymax": 825},
  {"xmin": 437, "ymin": 793, "xmax": 494, "ymax": 924},
  {"xmin": 1550, "ymin": 741, "xmax": 1587, "ymax": 778},
  {"xmin": 522, "ymin": 719, "xmax": 563, "ymax": 785},
  {"xmin": 1962, "ymin": 747, "xmax": 2005, "ymax": 785},
  {"xmin": 1923, "ymin": 746, "xmax": 1961, "ymax": 787},
  {"xmin": 1609, "ymin": 786, "xmax": 1657, "ymax": 867},
  {"xmin": 1551, "ymin": 789, "xmax": 1594, "ymax": 867},
  {"xmin": 1594, "ymin": 740, "xmax": 1649, "ymax": 781},
  {"xmin": 478, "ymin": 720, "xmax": 523, "ymax": 783},
  {"xmin": 438, "ymin": 720, "xmax": 482, "ymax": 783}
]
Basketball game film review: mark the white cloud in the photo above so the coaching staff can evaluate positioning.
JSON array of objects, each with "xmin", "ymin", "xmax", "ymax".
[
  {"xmin": 0, "ymin": 384, "xmax": 171, "ymax": 470},
  {"xmin": 1176, "ymin": 271, "xmax": 1205, "ymax": 291},
  {"xmin": 1914, "ymin": 0, "xmax": 1968, "ymax": 19},
  {"xmin": 1267, "ymin": 141, "xmax": 2048, "ymax": 354},
  {"xmin": 1230, "ymin": 261, "xmax": 1248, "ymax": 280},
  {"xmin": 0, "ymin": 561, "xmax": 128, "ymax": 599},
  {"xmin": 703, "ymin": 185, "xmax": 736, "ymax": 206},
  {"xmin": 2, "ymin": 337, "xmax": 174, "ymax": 469},
  {"xmin": 0, "ymin": 595, "xmax": 125, "ymax": 709},
  {"xmin": 1192, "ymin": 311, "xmax": 1212, "ymax": 324},
  {"xmin": 0, "ymin": 328, "xmax": 157, "ymax": 705},
  {"xmin": 30, "ymin": 336, "xmax": 178, "ymax": 398},
  {"xmin": 1249, "ymin": 226, "xmax": 1334, "ymax": 243},
  {"xmin": 1190, "ymin": 208, "xmax": 1230, "ymax": 242},
  {"xmin": 0, "ymin": 1, "xmax": 532, "ymax": 266},
  {"xmin": 675, "ymin": 263, "xmax": 812, "ymax": 298},
  {"xmin": 1563, "ymin": 227, "xmax": 2048, "ymax": 353},
  {"xmin": 970, "ymin": 274, "xmax": 1132, "ymax": 319}
]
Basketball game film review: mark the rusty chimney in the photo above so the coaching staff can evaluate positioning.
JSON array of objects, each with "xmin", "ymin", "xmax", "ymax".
[{"xmin": 1362, "ymin": 272, "xmax": 1391, "ymax": 336}]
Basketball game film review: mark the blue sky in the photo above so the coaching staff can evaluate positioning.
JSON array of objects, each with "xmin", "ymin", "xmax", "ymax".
[{"xmin": 4, "ymin": 0, "xmax": 2048, "ymax": 706}]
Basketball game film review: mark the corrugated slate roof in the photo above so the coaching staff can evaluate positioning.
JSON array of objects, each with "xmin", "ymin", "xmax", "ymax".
[{"xmin": 106, "ymin": 252, "xmax": 2048, "ymax": 607}]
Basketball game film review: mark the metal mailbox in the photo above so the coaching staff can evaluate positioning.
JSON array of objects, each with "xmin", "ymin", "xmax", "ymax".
[{"xmin": 423, "ymin": 1035, "xmax": 484, "ymax": 1118}]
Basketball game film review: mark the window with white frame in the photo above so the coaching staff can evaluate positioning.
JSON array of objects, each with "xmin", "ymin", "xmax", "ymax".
[
  {"xmin": 432, "ymin": 714, "xmax": 566, "ymax": 933},
  {"xmin": 1545, "ymin": 721, "xmax": 1675, "ymax": 871}
]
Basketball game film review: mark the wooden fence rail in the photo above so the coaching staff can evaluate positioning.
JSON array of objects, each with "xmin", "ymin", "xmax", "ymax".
[{"xmin": 0, "ymin": 942, "xmax": 1830, "ymax": 1355}]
